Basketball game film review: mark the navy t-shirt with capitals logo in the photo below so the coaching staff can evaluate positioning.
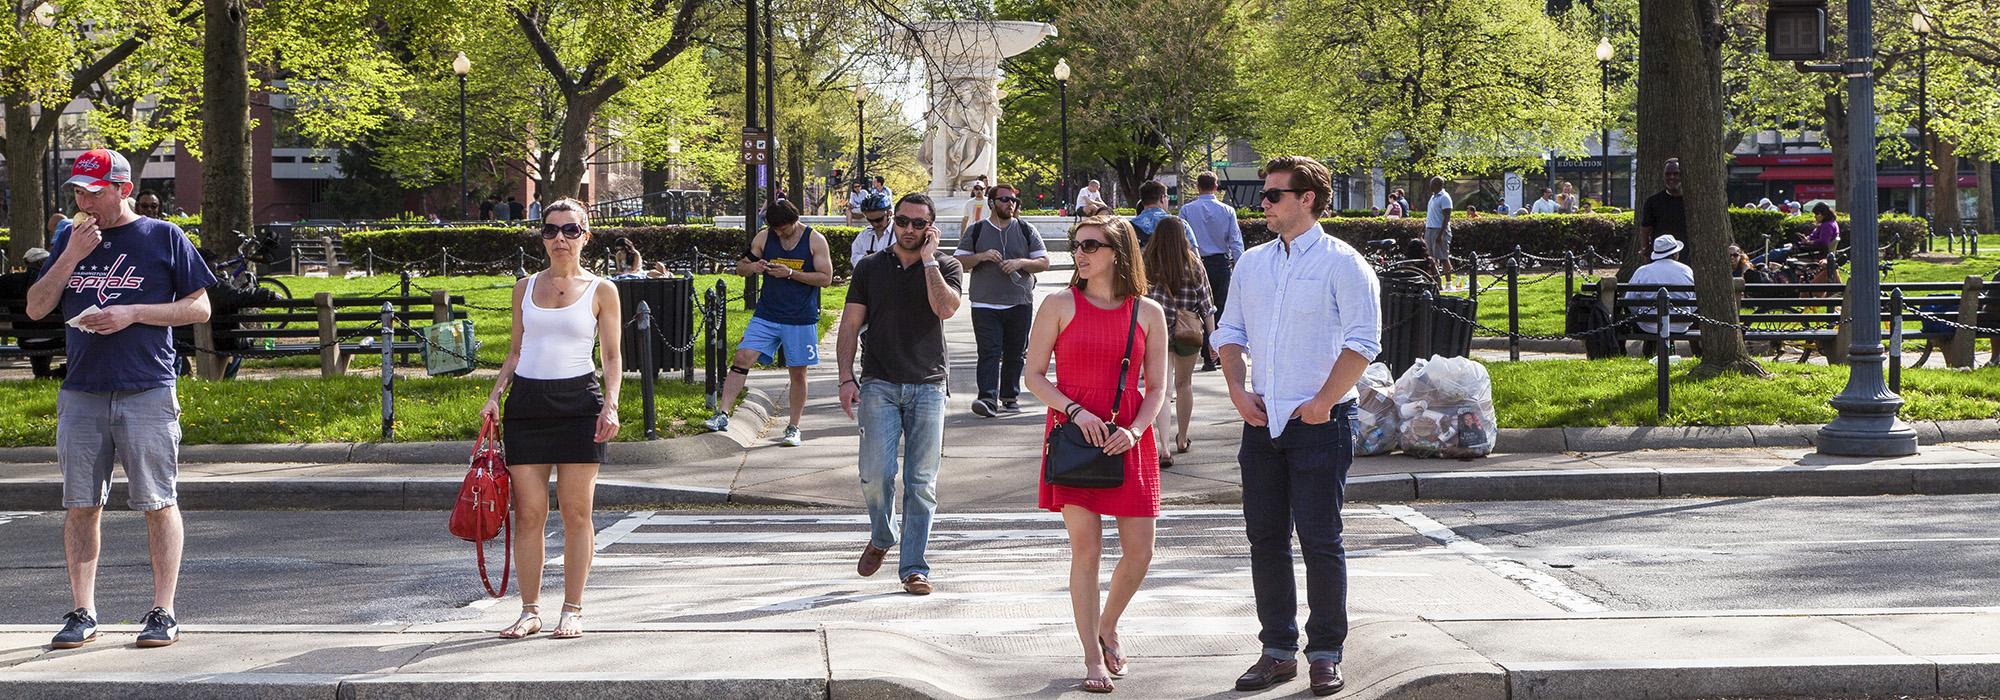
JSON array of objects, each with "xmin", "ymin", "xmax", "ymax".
[{"xmin": 37, "ymin": 217, "xmax": 217, "ymax": 392}]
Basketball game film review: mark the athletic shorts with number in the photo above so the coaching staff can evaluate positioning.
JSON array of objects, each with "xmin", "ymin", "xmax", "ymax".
[
  {"xmin": 738, "ymin": 317, "xmax": 820, "ymax": 367},
  {"xmin": 58, "ymin": 387, "xmax": 182, "ymax": 511}
]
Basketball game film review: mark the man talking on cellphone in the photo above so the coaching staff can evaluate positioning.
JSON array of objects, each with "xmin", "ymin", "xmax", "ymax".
[{"xmin": 835, "ymin": 193, "xmax": 963, "ymax": 597}]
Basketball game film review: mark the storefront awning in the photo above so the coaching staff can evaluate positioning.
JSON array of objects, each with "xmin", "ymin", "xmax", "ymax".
[{"xmin": 1756, "ymin": 166, "xmax": 1834, "ymax": 181}]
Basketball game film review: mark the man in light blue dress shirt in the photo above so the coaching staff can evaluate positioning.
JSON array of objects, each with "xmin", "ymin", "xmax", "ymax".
[
  {"xmin": 1180, "ymin": 172, "xmax": 1244, "ymax": 371},
  {"xmin": 1211, "ymin": 155, "xmax": 1381, "ymax": 697}
]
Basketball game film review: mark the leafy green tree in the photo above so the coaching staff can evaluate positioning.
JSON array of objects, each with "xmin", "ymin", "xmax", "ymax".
[{"xmin": 1244, "ymin": 0, "xmax": 1602, "ymax": 195}]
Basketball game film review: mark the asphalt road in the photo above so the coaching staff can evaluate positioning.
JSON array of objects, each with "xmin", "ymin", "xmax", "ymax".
[
  {"xmin": 1412, "ymin": 494, "xmax": 2000, "ymax": 611},
  {"xmin": 3, "ymin": 495, "xmax": 1993, "ymax": 631}
]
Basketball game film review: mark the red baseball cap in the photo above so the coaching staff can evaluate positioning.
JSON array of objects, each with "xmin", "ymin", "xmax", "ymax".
[{"xmin": 65, "ymin": 148, "xmax": 133, "ymax": 193}]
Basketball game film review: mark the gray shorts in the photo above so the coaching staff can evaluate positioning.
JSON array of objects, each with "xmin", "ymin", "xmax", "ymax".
[
  {"xmin": 1423, "ymin": 227, "xmax": 1452, "ymax": 263},
  {"xmin": 58, "ymin": 387, "xmax": 183, "ymax": 511}
]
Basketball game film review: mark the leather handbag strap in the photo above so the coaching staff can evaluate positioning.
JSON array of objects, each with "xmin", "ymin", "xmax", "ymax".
[{"xmin": 1107, "ymin": 298, "xmax": 1141, "ymax": 423}]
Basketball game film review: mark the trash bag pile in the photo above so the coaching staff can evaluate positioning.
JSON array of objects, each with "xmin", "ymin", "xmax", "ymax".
[
  {"xmin": 1347, "ymin": 355, "xmax": 1498, "ymax": 459},
  {"xmin": 1349, "ymin": 363, "xmax": 1400, "ymax": 456}
]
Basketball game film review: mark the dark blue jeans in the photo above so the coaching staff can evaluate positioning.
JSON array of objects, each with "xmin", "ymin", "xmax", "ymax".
[
  {"xmin": 971, "ymin": 304, "xmax": 1032, "ymax": 402},
  {"xmin": 1239, "ymin": 405, "xmax": 1353, "ymax": 663}
]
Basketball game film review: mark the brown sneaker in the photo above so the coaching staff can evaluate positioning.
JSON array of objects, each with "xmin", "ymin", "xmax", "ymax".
[
  {"xmin": 1234, "ymin": 655, "xmax": 1298, "ymax": 691},
  {"xmin": 857, "ymin": 544, "xmax": 888, "ymax": 577},
  {"xmin": 901, "ymin": 573, "xmax": 934, "ymax": 595}
]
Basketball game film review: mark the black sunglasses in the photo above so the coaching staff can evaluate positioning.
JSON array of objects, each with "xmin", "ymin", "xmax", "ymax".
[
  {"xmin": 894, "ymin": 215, "xmax": 931, "ymax": 229},
  {"xmin": 991, "ymin": 195, "xmax": 1019, "ymax": 203},
  {"xmin": 1261, "ymin": 188, "xmax": 1310, "ymax": 203},
  {"xmin": 1072, "ymin": 238, "xmax": 1114, "ymax": 254},
  {"xmin": 539, "ymin": 223, "xmax": 586, "ymax": 239}
]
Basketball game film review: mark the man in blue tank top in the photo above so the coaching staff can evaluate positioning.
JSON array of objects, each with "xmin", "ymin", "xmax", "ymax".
[{"xmin": 704, "ymin": 200, "xmax": 834, "ymax": 447}]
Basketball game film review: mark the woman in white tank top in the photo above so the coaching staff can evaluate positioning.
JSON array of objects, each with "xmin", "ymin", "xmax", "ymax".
[{"xmin": 480, "ymin": 199, "xmax": 622, "ymax": 641}]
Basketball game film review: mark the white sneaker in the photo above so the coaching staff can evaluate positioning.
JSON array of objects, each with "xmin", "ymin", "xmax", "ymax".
[
  {"xmin": 781, "ymin": 425, "xmax": 803, "ymax": 447},
  {"xmin": 703, "ymin": 414, "xmax": 729, "ymax": 432}
]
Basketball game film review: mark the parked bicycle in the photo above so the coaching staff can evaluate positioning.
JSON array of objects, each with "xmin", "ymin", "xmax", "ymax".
[{"xmin": 210, "ymin": 231, "xmax": 293, "ymax": 330}]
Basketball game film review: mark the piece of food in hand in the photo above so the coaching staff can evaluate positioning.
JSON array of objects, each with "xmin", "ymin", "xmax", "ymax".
[{"xmin": 69, "ymin": 212, "xmax": 96, "ymax": 229}]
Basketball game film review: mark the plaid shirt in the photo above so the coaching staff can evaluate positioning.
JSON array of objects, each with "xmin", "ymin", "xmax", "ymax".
[{"xmin": 1147, "ymin": 261, "xmax": 1215, "ymax": 321}]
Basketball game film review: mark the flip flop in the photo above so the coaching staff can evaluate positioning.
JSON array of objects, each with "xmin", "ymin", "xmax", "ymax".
[{"xmin": 1099, "ymin": 636, "xmax": 1127, "ymax": 677}]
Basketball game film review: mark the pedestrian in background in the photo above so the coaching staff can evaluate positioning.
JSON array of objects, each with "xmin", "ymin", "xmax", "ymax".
[
  {"xmin": 482, "ymin": 198, "xmax": 623, "ymax": 640},
  {"xmin": 836, "ymin": 193, "xmax": 963, "ymax": 596},
  {"xmin": 1215, "ymin": 155, "xmax": 1381, "ymax": 697},
  {"xmin": 954, "ymin": 183, "xmax": 1047, "ymax": 418},
  {"xmin": 1141, "ymin": 216, "xmax": 1212, "ymax": 468},
  {"xmin": 1129, "ymin": 181, "xmax": 1169, "ymax": 247},
  {"xmin": 1023, "ymin": 213, "xmax": 1168, "ymax": 694},
  {"xmin": 1179, "ymin": 172, "xmax": 1243, "ymax": 372},
  {"xmin": 1423, "ymin": 176, "xmax": 1455, "ymax": 291}
]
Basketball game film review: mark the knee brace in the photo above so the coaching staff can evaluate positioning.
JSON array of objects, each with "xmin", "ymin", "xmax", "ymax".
[{"xmin": 730, "ymin": 365, "xmax": 751, "ymax": 376}]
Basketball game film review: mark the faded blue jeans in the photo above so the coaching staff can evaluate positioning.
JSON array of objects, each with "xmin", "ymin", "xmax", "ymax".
[{"xmin": 856, "ymin": 378, "xmax": 947, "ymax": 578}]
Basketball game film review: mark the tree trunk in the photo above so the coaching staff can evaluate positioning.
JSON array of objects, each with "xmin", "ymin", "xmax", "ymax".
[
  {"xmin": 786, "ymin": 137, "xmax": 805, "ymax": 212},
  {"xmin": 1932, "ymin": 138, "xmax": 1960, "ymax": 233},
  {"xmin": 120, "ymin": 143, "xmax": 161, "ymax": 185},
  {"xmin": 4, "ymin": 98, "xmax": 49, "ymax": 263},
  {"xmin": 547, "ymin": 97, "xmax": 599, "ymax": 200},
  {"xmin": 1638, "ymin": 0, "xmax": 1765, "ymax": 378},
  {"xmin": 1976, "ymin": 158, "xmax": 1995, "ymax": 235},
  {"xmin": 1824, "ymin": 92, "xmax": 1850, "ymax": 211},
  {"xmin": 1356, "ymin": 169, "xmax": 1376, "ymax": 211},
  {"xmin": 202, "ymin": 0, "xmax": 251, "ymax": 254}
]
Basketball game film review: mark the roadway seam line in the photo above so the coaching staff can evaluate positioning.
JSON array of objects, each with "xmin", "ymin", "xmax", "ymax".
[{"xmin": 1378, "ymin": 504, "xmax": 1608, "ymax": 613}]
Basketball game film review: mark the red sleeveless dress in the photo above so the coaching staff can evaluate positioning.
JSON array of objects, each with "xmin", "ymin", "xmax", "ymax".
[{"xmin": 1038, "ymin": 295, "xmax": 1161, "ymax": 518}]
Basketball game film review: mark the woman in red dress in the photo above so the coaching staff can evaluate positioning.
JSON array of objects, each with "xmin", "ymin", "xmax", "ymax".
[{"xmin": 1024, "ymin": 214, "xmax": 1170, "ymax": 693}]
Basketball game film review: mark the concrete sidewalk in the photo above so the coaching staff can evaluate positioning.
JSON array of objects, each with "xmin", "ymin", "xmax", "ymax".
[{"xmin": 4, "ymin": 608, "xmax": 1993, "ymax": 699}]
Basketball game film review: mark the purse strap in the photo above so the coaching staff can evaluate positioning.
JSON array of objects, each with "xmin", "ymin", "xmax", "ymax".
[{"xmin": 1107, "ymin": 298, "xmax": 1141, "ymax": 423}]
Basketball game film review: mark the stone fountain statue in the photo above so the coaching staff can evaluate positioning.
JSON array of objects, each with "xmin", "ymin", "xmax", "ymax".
[{"xmin": 888, "ymin": 20, "xmax": 1056, "ymax": 217}]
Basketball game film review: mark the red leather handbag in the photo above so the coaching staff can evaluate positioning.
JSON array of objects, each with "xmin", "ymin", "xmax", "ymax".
[{"xmin": 449, "ymin": 417, "xmax": 511, "ymax": 597}]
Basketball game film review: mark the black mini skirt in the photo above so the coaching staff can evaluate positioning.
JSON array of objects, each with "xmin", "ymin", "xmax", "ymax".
[{"xmin": 502, "ymin": 374, "xmax": 609, "ymax": 465}]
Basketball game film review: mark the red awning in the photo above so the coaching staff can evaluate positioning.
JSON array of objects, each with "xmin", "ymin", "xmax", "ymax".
[{"xmin": 1756, "ymin": 166, "xmax": 1835, "ymax": 181}]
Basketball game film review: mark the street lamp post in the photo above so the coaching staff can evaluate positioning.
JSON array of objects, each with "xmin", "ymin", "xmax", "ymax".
[
  {"xmin": 1912, "ymin": 10, "xmax": 1932, "ymax": 233},
  {"xmin": 1597, "ymin": 37, "xmax": 1613, "ymax": 208},
  {"xmin": 1818, "ymin": 0, "xmax": 1918, "ymax": 456},
  {"xmin": 854, "ymin": 85, "xmax": 867, "ymax": 185},
  {"xmin": 1054, "ymin": 58, "xmax": 1071, "ymax": 214},
  {"xmin": 34, "ymin": 3, "xmax": 58, "ymax": 217},
  {"xmin": 452, "ymin": 52, "xmax": 470, "ymax": 221}
]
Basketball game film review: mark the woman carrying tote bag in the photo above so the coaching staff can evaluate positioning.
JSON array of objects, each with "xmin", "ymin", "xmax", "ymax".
[
  {"xmin": 1023, "ymin": 214, "xmax": 1169, "ymax": 693},
  {"xmin": 480, "ymin": 198, "xmax": 623, "ymax": 640},
  {"xmin": 1140, "ymin": 216, "xmax": 1215, "ymax": 468}
]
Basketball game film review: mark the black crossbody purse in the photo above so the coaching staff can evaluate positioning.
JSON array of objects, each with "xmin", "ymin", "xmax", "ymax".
[{"xmin": 1043, "ymin": 299, "xmax": 1141, "ymax": 489}]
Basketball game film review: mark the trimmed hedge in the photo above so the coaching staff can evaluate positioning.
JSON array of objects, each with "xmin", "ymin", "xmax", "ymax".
[
  {"xmin": 344, "ymin": 224, "xmax": 866, "ymax": 276},
  {"xmin": 1238, "ymin": 209, "xmax": 1925, "ymax": 259}
]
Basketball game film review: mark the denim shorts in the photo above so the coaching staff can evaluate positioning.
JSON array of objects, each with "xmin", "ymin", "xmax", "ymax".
[{"xmin": 58, "ymin": 387, "xmax": 183, "ymax": 511}]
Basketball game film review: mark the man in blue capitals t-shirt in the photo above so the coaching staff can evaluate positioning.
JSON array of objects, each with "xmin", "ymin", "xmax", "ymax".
[{"xmin": 26, "ymin": 148, "xmax": 216, "ymax": 651}]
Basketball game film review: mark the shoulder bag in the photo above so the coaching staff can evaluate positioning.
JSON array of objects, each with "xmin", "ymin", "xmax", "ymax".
[
  {"xmin": 1043, "ymin": 299, "xmax": 1141, "ymax": 489},
  {"xmin": 448, "ymin": 417, "xmax": 511, "ymax": 597}
]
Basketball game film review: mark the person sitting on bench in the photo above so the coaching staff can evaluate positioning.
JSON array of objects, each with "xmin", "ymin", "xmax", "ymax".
[{"xmin": 1624, "ymin": 234, "xmax": 1699, "ymax": 358}]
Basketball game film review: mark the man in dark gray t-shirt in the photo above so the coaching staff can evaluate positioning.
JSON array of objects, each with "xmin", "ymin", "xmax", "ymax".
[{"xmin": 951, "ymin": 184, "xmax": 1048, "ymax": 417}]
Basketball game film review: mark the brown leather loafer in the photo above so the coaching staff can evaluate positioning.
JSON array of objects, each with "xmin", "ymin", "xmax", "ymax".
[
  {"xmin": 902, "ymin": 573, "xmax": 934, "ymax": 595},
  {"xmin": 1310, "ymin": 659, "xmax": 1344, "ymax": 696},
  {"xmin": 1234, "ymin": 655, "xmax": 1297, "ymax": 691},
  {"xmin": 858, "ymin": 544, "xmax": 887, "ymax": 577}
]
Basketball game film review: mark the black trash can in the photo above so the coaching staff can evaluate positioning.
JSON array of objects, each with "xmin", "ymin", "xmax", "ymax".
[
  {"xmin": 1378, "ymin": 278, "xmax": 1477, "ymax": 376},
  {"xmin": 613, "ymin": 277, "xmax": 695, "ymax": 374}
]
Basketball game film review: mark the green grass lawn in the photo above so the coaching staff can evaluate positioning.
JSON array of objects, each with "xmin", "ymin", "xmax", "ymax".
[
  {"xmin": 0, "ymin": 375, "xmax": 720, "ymax": 446},
  {"xmin": 1491, "ymin": 358, "xmax": 2000, "ymax": 428},
  {"xmin": 259, "ymin": 273, "xmax": 846, "ymax": 371}
]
